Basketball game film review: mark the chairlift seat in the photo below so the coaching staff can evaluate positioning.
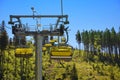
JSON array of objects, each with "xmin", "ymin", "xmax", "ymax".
[
  {"xmin": 42, "ymin": 47, "xmax": 47, "ymax": 52},
  {"xmin": 49, "ymin": 39, "xmax": 57, "ymax": 43},
  {"xmin": 50, "ymin": 46, "xmax": 72, "ymax": 61},
  {"xmin": 44, "ymin": 43, "xmax": 52, "ymax": 47},
  {"xmin": 15, "ymin": 48, "xmax": 33, "ymax": 58}
]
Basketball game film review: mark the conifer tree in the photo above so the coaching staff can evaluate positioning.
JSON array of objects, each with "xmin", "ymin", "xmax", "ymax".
[
  {"xmin": 71, "ymin": 63, "xmax": 78, "ymax": 80},
  {"xmin": 0, "ymin": 20, "xmax": 8, "ymax": 79},
  {"xmin": 76, "ymin": 30, "xmax": 81, "ymax": 55}
]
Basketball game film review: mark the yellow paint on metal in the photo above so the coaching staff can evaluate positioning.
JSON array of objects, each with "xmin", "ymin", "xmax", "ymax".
[
  {"xmin": 15, "ymin": 48, "xmax": 33, "ymax": 57},
  {"xmin": 61, "ymin": 37, "xmax": 66, "ymax": 42},
  {"xmin": 49, "ymin": 40, "xmax": 56, "ymax": 43},
  {"xmin": 44, "ymin": 43, "xmax": 52, "ymax": 47},
  {"xmin": 51, "ymin": 52, "xmax": 71, "ymax": 56},
  {"xmin": 51, "ymin": 46, "xmax": 72, "ymax": 56},
  {"xmin": 42, "ymin": 47, "xmax": 46, "ymax": 52}
]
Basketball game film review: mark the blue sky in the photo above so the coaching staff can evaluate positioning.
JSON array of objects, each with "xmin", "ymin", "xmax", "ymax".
[{"xmin": 0, "ymin": 0, "xmax": 120, "ymax": 48}]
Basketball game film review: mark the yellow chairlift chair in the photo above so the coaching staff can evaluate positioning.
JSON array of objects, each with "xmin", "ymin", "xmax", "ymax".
[
  {"xmin": 14, "ymin": 35, "xmax": 33, "ymax": 58},
  {"xmin": 42, "ymin": 47, "xmax": 47, "ymax": 52},
  {"xmin": 15, "ymin": 48, "xmax": 33, "ymax": 58},
  {"xmin": 44, "ymin": 43, "xmax": 52, "ymax": 47},
  {"xmin": 50, "ymin": 45, "xmax": 72, "ymax": 60},
  {"xmin": 50, "ymin": 37, "xmax": 73, "ymax": 61}
]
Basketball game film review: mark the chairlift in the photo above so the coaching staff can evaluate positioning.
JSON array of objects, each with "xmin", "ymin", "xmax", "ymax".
[
  {"xmin": 13, "ymin": 24, "xmax": 33, "ymax": 58},
  {"xmin": 15, "ymin": 48, "xmax": 33, "ymax": 58},
  {"xmin": 42, "ymin": 47, "xmax": 47, "ymax": 52},
  {"xmin": 50, "ymin": 26, "xmax": 73, "ymax": 61},
  {"xmin": 44, "ymin": 43, "xmax": 52, "ymax": 47},
  {"xmin": 49, "ymin": 39, "xmax": 57, "ymax": 43},
  {"xmin": 50, "ymin": 45, "xmax": 72, "ymax": 61}
]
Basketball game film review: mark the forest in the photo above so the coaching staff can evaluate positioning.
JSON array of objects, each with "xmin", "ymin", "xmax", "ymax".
[
  {"xmin": 0, "ymin": 20, "xmax": 120, "ymax": 80},
  {"xmin": 76, "ymin": 27, "xmax": 120, "ymax": 65}
]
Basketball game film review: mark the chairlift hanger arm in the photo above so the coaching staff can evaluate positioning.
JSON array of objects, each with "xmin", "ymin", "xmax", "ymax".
[{"xmin": 55, "ymin": 18, "xmax": 61, "ymax": 29}]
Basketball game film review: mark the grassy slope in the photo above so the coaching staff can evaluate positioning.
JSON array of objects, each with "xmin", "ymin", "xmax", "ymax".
[
  {"xmin": 2, "ymin": 49, "xmax": 120, "ymax": 80},
  {"xmin": 43, "ymin": 50, "xmax": 120, "ymax": 80}
]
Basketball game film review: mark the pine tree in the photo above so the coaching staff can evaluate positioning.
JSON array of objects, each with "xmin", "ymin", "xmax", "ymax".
[
  {"xmin": 111, "ymin": 27, "xmax": 118, "ymax": 59},
  {"xmin": 76, "ymin": 30, "xmax": 81, "ymax": 56},
  {"xmin": 117, "ymin": 27, "xmax": 120, "ymax": 59},
  {"xmin": 81, "ymin": 30, "xmax": 89, "ymax": 59},
  {"xmin": 9, "ymin": 38, "xmax": 13, "ymax": 46},
  {"xmin": 71, "ymin": 63, "xmax": 78, "ymax": 80},
  {"xmin": 0, "ymin": 21, "xmax": 8, "ymax": 79},
  {"xmin": 89, "ymin": 30, "xmax": 95, "ymax": 54},
  {"xmin": 104, "ymin": 28, "xmax": 111, "ymax": 57}
]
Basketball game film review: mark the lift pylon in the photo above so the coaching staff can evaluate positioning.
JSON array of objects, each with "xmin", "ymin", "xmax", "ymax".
[{"xmin": 8, "ymin": 13, "xmax": 69, "ymax": 80}]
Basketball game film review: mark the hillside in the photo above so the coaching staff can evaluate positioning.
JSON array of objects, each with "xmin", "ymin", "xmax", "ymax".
[{"xmin": 0, "ymin": 48, "xmax": 120, "ymax": 80}]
